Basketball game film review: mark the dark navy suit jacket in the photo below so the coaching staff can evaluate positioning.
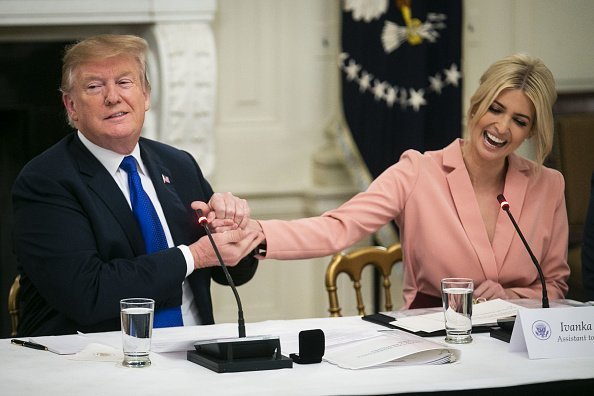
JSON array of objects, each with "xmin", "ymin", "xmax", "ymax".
[{"xmin": 12, "ymin": 133, "xmax": 258, "ymax": 336}]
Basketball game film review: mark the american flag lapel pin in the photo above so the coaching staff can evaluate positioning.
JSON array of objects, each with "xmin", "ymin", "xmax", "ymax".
[{"xmin": 162, "ymin": 174, "xmax": 171, "ymax": 184}]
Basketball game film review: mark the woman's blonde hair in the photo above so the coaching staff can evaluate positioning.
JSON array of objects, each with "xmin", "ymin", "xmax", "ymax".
[{"xmin": 466, "ymin": 53, "xmax": 557, "ymax": 166}]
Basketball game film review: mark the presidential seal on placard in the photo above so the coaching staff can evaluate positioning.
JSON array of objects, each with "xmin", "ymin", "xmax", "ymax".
[{"xmin": 531, "ymin": 320, "xmax": 552, "ymax": 340}]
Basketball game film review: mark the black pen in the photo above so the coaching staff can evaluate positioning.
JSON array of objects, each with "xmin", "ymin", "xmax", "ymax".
[{"xmin": 11, "ymin": 339, "xmax": 48, "ymax": 351}]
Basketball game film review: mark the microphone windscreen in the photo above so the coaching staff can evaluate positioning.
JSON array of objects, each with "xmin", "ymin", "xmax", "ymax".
[
  {"xmin": 497, "ymin": 194, "xmax": 509, "ymax": 210},
  {"xmin": 195, "ymin": 209, "xmax": 208, "ymax": 225}
]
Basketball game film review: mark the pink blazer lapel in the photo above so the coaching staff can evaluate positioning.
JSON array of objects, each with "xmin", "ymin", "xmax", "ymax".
[
  {"xmin": 492, "ymin": 153, "xmax": 531, "ymax": 266},
  {"xmin": 444, "ymin": 141, "xmax": 499, "ymax": 280}
]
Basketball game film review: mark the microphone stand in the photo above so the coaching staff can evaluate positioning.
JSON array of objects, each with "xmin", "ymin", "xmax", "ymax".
[
  {"xmin": 200, "ymin": 218, "xmax": 246, "ymax": 338},
  {"xmin": 497, "ymin": 195, "xmax": 549, "ymax": 308},
  {"xmin": 186, "ymin": 210, "xmax": 293, "ymax": 372},
  {"xmin": 490, "ymin": 195, "xmax": 550, "ymax": 343}
]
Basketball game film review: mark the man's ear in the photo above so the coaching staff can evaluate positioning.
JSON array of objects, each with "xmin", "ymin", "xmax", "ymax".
[
  {"xmin": 144, "ymin": 90, "xmax": 151, "ymax": 112},
  {"xmin": 62, "ymin": 93, "xmax": 78, "ymax": 122}
]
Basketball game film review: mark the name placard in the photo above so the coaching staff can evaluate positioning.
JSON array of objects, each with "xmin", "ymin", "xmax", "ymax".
[{"xmin": 509, "ymin": 306, "xmax": 594, "ymax": 359}]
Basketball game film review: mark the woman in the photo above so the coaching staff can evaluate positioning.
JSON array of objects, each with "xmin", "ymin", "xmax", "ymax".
[{"xmin": 198, "ymin": 54, "xmax": 570, "ymax": 309}]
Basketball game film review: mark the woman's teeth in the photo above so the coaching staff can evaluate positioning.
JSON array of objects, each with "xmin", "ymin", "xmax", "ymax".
[{"xmin": 484, "ymin": 131, "xmax": 506, "ymax": 147}]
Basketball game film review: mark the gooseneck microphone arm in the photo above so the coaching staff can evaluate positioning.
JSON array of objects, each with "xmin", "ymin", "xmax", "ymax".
[
  {"xmin": 497, "ymin": 194, "xmax": 549, "ymax": 308},
  {"xmin": 196, "ymin": 209, "xmax": 246, "ymax": 337}
]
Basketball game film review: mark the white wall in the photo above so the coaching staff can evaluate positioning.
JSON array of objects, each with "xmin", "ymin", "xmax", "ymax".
[
  {"xmin": 463, "ymin": 0, "xmax": 594, "ymax": 158},
  {"xmin": 209, "ymin": 0, "xmax": 353, "ymax": 323},
  {"xmin": 209, "ymin": 0, "xmax": 594, "ymax": 324}
]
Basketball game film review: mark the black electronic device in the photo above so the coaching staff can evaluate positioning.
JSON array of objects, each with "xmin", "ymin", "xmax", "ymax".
[
  {"xmin": 186, "ymin": 210, "xmax": 293, "ymax": 372},
  {"xmin": 489, "ymin": 194, "xmax": 550, "ymax": 343},
  {"xmin": 289, "ymin": 329, "xmax": 325, "ymax": 364},
  {"xmin": 187, "ymin": 336, "xmax": 292, "ymax": 373}
]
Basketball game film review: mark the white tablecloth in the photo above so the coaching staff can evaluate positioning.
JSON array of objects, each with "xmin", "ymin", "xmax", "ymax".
[{"xmin": 2, "ymin": 316, "xmax": 593, "ymax": 395}]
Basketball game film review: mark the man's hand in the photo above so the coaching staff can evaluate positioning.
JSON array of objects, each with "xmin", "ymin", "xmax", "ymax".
[
  {"xmin": 189, "ymin": 229, "xmax": 264, "ymax": 269},
  {"xmin": 191, "ymin": 192, "xmax": 251, "ymax": 232}
]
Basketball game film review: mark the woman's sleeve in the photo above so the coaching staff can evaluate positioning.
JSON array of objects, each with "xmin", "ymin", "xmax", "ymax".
[{"xmin": 260, "ymin": 150, "xmax": 422, "ymax": 259}]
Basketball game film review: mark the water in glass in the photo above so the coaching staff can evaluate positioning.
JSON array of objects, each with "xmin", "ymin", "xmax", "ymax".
[{"xmin": 120, "ymin": 299, "xmax": 154, "ymax": 367}]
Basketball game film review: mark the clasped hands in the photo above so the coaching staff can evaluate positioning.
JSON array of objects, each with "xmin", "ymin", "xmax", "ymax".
[
  {"xmin": 189, "ymin": 193, "xmax": 264, "ymax": 270},
  {"xmin": 473, "ymin": 279, "xmax": 512, "ymax": 301}
]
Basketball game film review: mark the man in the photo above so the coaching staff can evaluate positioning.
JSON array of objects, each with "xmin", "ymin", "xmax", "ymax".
[{"xmin": 12, "ymin": 34, "xmax": 263, "ymax": 336}]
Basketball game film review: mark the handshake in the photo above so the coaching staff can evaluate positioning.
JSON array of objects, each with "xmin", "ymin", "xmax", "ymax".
[{"xmin": 188, "ymin": 192, "xmax": 265, "ymax": 270}]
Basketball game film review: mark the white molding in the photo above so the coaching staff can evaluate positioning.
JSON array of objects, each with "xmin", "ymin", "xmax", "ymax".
[
  {"xmin": 464, "ymin": 0, "xmax": 594, "ymax": 96},
  {"xmin": 150, "ymin": 22, "xmax": 217, "ymax": 176},
  {"xmin": 0, "ymin": 0, "xmax": 216, "ymax": 26},
  {"xmin": 214, "ymin": 0, "xmax": 288, "ymax": 129}
]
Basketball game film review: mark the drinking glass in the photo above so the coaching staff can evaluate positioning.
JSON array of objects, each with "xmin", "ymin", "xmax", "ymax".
[
  {"xmin": 440, "ymin": 278, "xmax": 473, "ymax": 344},
  {"xmin": 120, "ymin": 298, "xmax": 154, "ymax": 367}
]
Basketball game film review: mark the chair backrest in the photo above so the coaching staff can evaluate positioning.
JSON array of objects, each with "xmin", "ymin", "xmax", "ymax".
[
  {"xmin": 325, "ymin": 243, "xmax": 402, "ymax": 317},
  {"xmin": 8, "ymin": 274, "xmax": 20, "ymax": 337},
  {"xmin": 548, "ymin": 114, "xmax": 594, "ymax": 301}
]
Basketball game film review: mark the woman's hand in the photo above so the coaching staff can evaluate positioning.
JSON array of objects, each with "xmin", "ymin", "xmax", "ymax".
[{"xmin": 474, "ymin": 279, "xmax": 510, "ymax": 300}]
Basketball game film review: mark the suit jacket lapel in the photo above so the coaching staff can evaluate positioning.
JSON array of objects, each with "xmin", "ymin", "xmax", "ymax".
[
  {"xmin": 444, "ymin": 141, "xmax": 498, "ymax": 280},
  {"xmin": 492, "ymin": 153, "xmax": 530, "ymax": 266},
  {"xmin": 140, "ymin": 142, "xmax": 193, "ymax": 245},
  {"xmin": 70, "ymin": 135, "xmax": 146, "ymax": 255}
]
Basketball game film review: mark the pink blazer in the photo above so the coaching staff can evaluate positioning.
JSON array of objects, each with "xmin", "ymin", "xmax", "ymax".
[{"xmin": 260, "ymin": 139, "xmax": 569, "ymax": 308}]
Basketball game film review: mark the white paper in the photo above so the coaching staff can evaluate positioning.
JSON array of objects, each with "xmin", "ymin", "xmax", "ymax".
[
  {"xmin": 281, "ymin": 329, "xmax": 381, "ymax": 354},
  {"xmin": 323, "ymin": 329, "xmax": 460, "ymax": 370},
  {"xmin": 325, "ymin": 329, "xmax": 386, "ymax": 347},
  {"xmin": 29, "ymin": 334, "xmax": 92, "ymax": 355},
  {"xmin": 391, "ymin": 299, "xmax": 522, "ymax": 333}
]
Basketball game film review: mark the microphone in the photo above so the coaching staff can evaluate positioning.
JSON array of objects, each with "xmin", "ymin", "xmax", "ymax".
[
  {"xmin": 186, "ymin": 209, "xmax": 292, "ymax": 372},
  {"xmin": 496, "ymin": 194, "xmax": 549, "ymax": 308}
]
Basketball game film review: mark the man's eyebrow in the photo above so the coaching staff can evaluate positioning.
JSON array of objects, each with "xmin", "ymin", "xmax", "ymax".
[{"xmin": 80, "ymin": 70, "xmax": 136, "ymax": 81}]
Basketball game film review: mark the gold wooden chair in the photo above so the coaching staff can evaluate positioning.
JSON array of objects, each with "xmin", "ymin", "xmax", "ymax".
[
  {"xmin": 325, "ymin": 243, "xmax": 402, "ymax": 317},
  {"xmin": 8, "ymin": 275, "xmax": 21, "ymax": 337}
]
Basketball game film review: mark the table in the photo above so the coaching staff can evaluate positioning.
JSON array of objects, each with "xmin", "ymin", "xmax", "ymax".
[{"xmin": 1, "ymin": 316, "xmax": 593, "ymax": 395}]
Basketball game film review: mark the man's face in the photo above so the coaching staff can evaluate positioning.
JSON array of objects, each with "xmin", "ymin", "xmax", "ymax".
[{"xmin": 62, "ymin": 55, "xmax": 150, "ymax": 154}]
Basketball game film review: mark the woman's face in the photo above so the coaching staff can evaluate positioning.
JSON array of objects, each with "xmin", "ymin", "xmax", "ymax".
[{"xmin": 468, "ymin": 88, "xmax": 535, "ymax": 165}]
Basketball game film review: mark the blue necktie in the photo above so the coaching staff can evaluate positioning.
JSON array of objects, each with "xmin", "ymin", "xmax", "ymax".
[{"xmin": 120, "ymin": 156, "xmax": 183, "ymax": 328}]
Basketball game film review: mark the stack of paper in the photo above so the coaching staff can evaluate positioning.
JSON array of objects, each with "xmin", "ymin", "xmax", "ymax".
[
  {"xmin": 391, "ymin": 299, "xmax": 522, "ymax": 333},
  {"xmin": 323, "ymin": 329, "xmax": 459, "ymax": 370}
]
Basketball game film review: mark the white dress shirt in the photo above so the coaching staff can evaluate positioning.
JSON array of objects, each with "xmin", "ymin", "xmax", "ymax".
[{"xmin": 77, "ymin": 131, "xmax": 201, "ymax": 325}]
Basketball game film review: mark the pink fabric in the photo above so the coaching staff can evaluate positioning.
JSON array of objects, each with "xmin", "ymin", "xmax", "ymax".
[{"xmin": 260, "ymin": 139, "xmax": 570, "ymax": 308}]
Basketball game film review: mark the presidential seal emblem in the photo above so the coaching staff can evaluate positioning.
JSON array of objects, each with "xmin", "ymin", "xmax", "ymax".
[{"xmin": 532, "ymin": 320, "xmax": 551, "ymax": 340}]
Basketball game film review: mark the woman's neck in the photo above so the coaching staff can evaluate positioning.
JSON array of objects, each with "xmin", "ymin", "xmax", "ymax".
[{"xmin": 462, "ymin": 142, "xmax": 507, "ymax": 191}]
